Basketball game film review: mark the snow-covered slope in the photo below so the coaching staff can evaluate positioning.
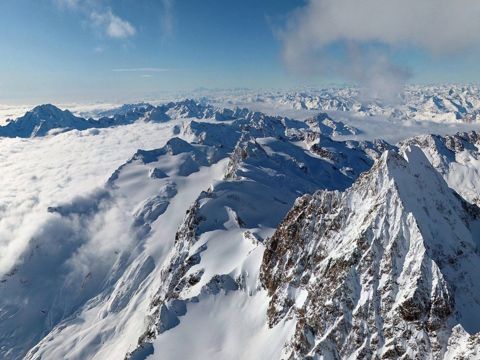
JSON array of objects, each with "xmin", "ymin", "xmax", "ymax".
[{"xmin": 400, "ymin": 131, "xmax": 480, "ymax": 206}]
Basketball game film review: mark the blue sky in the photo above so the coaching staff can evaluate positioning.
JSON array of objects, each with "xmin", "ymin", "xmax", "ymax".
[{"xmin": 0, "ymin": 0, "xmax": 478, "ymax": 103}]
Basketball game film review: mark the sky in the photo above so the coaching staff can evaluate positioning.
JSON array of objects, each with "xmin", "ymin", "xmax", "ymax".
[{"xmin": 0, "ymin": 0, "xmax": 479, "ymax": 103}]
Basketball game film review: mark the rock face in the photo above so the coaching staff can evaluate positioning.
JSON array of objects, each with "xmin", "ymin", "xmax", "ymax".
[{"xmin": 261, "ymin": 146, "xmax": 480, "ymax": 359}]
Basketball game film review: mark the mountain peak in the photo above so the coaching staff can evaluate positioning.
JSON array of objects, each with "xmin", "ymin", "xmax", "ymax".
[
  {"xmin": 0, "ymin": 104, "xmax": 89, "ymax": 138},
  {"xmin": 30, "ymin": 103, "xmax": 64, "ymax": 113},
  {"xmin": 261, "ymin": 145, "xmax": 480, "ymax": 359}
]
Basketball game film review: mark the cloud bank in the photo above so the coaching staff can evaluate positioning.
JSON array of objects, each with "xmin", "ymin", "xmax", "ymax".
[
  {"xmin": 281, "ymin": 0, "xmax": 480, "ymax": 99},
  {"xmin": 0, "ymin": 119, "xmax": 173, "ymax": 275}
]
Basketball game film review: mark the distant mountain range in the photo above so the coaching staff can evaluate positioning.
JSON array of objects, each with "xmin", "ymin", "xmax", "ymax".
[
  {"xmin": 2, "ymin": 85, "xmax": 480, "ymax": 139},
  {"xmin": 203, "ymin": 85, "xmax": 480, "ymax": 122},
  {"xmin": 0, "ymin": 100, "xmax": 248, "ymax": 138}
]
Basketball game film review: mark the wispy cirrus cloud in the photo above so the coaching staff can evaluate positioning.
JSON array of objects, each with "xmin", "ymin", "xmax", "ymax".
[
  {"xmin": 55, "ymin": 0, "xmax": 136, "ymax": 40},
  {"xmin": 160, "ymin": 0, "xmax": 174, "ymax": 39}
]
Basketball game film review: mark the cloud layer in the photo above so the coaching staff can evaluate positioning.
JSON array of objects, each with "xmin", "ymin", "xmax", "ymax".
[{"xmin": 0, "ymin": 119, "xmax": 173, "ymax": 275}]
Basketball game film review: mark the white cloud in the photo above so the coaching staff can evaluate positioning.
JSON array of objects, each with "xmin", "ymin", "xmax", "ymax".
[
  {"xmin": 281, "ymin": 0, "xmax": 480, "ymax": 99},
  {"xmin": 55, "ymin": 0, "xmax": 136, "ymax": 40},
  {"xmin": 0, "ymin": 104, "xmax": 33, "ymax": 125},
  {"xmin": 283, "ymin": 0, "xmax": 480, "ymax": 60},
  {"xmin": 90, "ymin": 9, "xmax": 136, "ymax": 39}
]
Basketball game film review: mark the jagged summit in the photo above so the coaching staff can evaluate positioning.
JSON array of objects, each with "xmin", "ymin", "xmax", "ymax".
[{"xmin": 0, "ymin": 99, "xmax": 372, "ymax": 153}]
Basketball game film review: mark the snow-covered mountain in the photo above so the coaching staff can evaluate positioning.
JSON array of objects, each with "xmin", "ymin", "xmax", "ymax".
[
  {"xmin": 0, "ymin": 104, "xmax": 92, "ymax": 137},
  {"xmin": 1, "ymin": 98, "xmax": 480, "ymax": 359},
  {"xmin": 261, "ymin": 146, "xmax": 480, "ymax": 359},
  {"xmin": 3, "ymin": 84, "xmax": 480, "ymax": 139},
  {"xmin": 0, "ymin": 100, "xmax": 248, "ymax": 138}
]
